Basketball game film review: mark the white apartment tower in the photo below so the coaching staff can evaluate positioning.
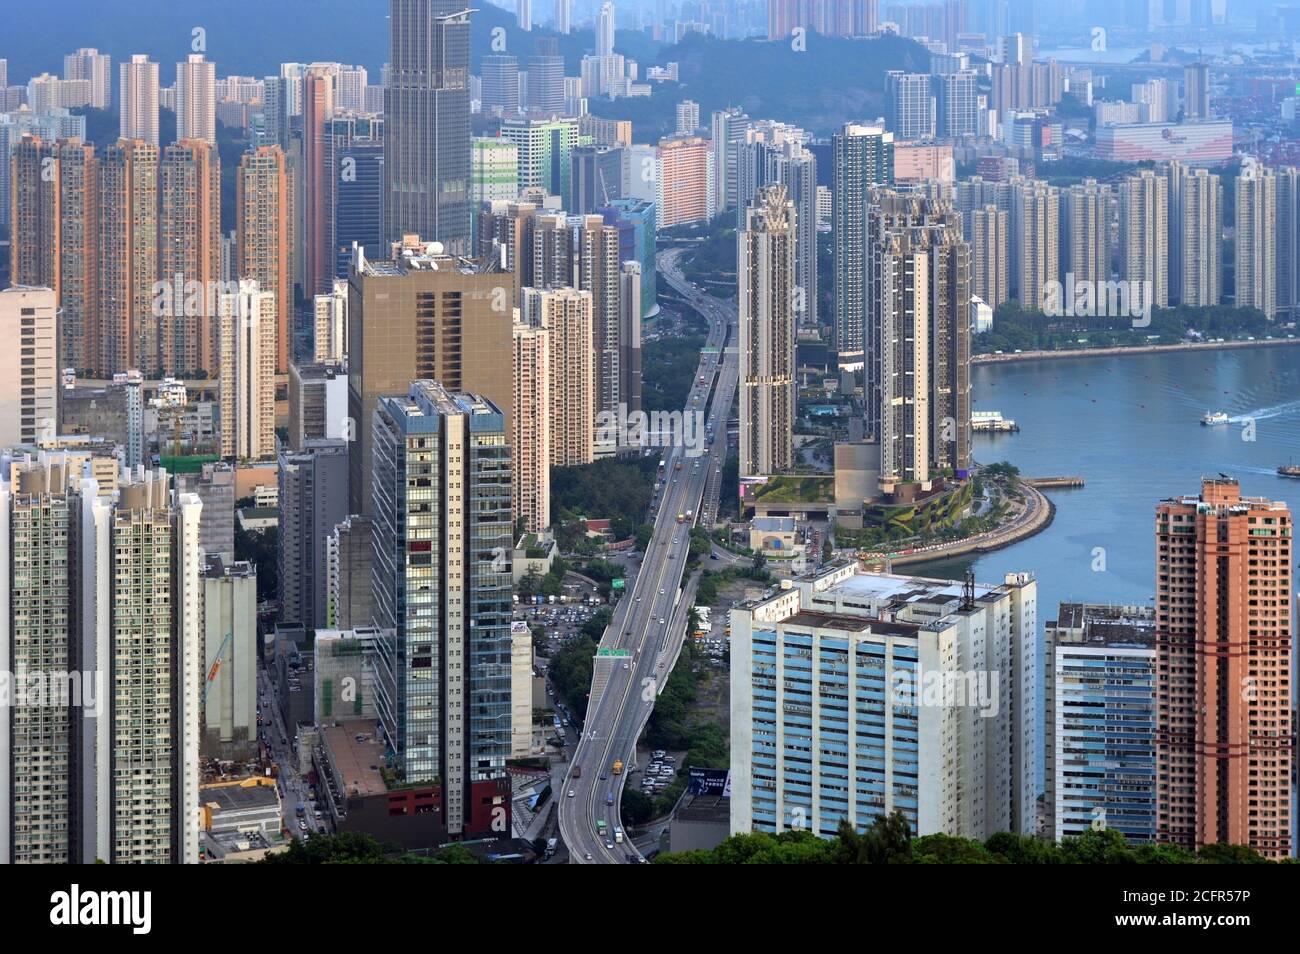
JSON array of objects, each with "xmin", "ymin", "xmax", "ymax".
[{"xmin": 176, "ymin": 54, "xmax": 217, "ymax": 145}]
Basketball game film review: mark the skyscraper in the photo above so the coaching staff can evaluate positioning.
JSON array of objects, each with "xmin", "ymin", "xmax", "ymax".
[
  {"xmin": 303, "ymin": 68, "xmax": 334, "ymax": 300},
  {"xmin": 832, "ymin": 123, "xmax": 894, "ymax": 368},
  {"xmin": 385, "ymin": 0, "xmax": 472, "ymax": 254},
  {"xmin": 1045, "ymin": 603, "xmax": 1158, "ymax": 845},
  {"xmin": 371, "ymin": 382, "xmax": 512, "ymax": 835},
  {"xmin": 119, "ymin": 55, "xmax": 160, "ymax": 146},
  {"xmin": 346, "ymin": 236, "xmax": 514, "ymax": 515},
  {"xmin": 159, "ymin": 140, "xmax": 222, "ymax": 375},
  {"xmin": 1118, "ymin": 169, "xmax": 1168, "ymax": 310},
  {"xmin": 176, "ymin": 54, "xmax": 217, "ymax": 145},
  {"xmin": 236, "ymin": 145, "xmax": 293, "ymax": 373},
  {"xmin": 1278, "ymin": 166, "xmax": 1300, "ymax": 319},
  {"xmin": 527, "ymin": 37, "xmax": 565, "ymax": 114},
  {"xmin": 597, "ymin": 2, "xmax": 617, "ymax": 57},
  {"xmin": 279, "ymin": 438, "xmax": 350, "ymax": 632},
  {"xmin": 1, "ymin": 456, "xmax": 204, "ymax": 864},
  {"xmin": 63, "ymin": 48, "xmax": 111, "ymax": 109},
  {"xmin": 738, "ymin": 185, "xmax": 796, "ymax": 479},
  {"xmin": 10, "ymin": 136, "xmax": 100, "ymax": 372},
  {"xmin": 865, "ymin": 190, "xmax": 971, "ymax": 481},
  {"xmin": 1009, "ymin": 177, "xmax": 1059, "ymax": 312},
  {"xmin": 1183, "ymin": 62, "xmax": 1210, "ymax": 120},
  {"xmin": 886, "ymin": 71, "xmax": 936, "ymax": 140},
  {"xmin": 1177, "ymin": 167, "xmax": 1221, "ymax": 307},
  {"xmin": 1059, "ymin": 178, "xmax": 1110, "ymax": 295},
  {"xmin": 1235, "ymin": 166, "xmax": 1276, "ymax": 318},
  {"xmin": 481, "ymin": 54, "xmax": 521, "ymax": 116},
  {"xmin": 968, "ymin": 204, "xmax": 1008, "ymax": 308},
  {"xmin": 656, "ymin": 136, "xmax": 715, "ymax": 228},
  {"xmin": 521, "ymin": 286, "xmax": 595, "ymax": 466},
  {"xmin": 99, "ymin": 139, "xmax": 159, "ymax": 374},
  {"xmin": 216, "ymin": 281, "xmax": 277, "ymax": 460},
  {"xmin": 1155, "ymin": 478, "xmax": 1293, "ymax": 859},
  {"xmin": 512, "ymin": 320, "xmax": 551, "ymax": 532}
]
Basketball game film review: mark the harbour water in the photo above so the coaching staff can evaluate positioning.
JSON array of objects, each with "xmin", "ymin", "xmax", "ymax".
[{"xmin": 915, "ymin": 344, "xmax": 1300, "ymax": 622}]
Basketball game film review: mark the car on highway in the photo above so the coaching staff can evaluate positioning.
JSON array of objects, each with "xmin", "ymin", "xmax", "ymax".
[
  {"xmin": 568, "ymin": 789, "xmax": 576, "ymax": 798},
  {"xmin": 659, "ymin": 618, "xmax": 666, "ymax": 624},
  {"xmin": 606, "ymin": 842, "xmax": 615, "ymax": 850},
  {"xmin": 584, "ymin": 852, "xmax": 592, "ymax": 861}
]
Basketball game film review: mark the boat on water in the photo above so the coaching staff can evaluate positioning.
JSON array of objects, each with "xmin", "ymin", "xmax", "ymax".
[
  {"xmin": 1279, "ymin": 464, "xmax": 1300, "ymax": 478},
  {"xmin": 1201, "ymin": 411, "xmax": 1230, "ymax": 426}
]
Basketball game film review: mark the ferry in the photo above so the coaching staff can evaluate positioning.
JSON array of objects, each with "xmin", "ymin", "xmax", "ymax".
[
  {"xmin": 1278, "ymin": 463, "xmax": 1300, "ymax": 479},
  {"xmin": 1201, "ymin": 411, "xmax": 1230, "ymax": 426}
]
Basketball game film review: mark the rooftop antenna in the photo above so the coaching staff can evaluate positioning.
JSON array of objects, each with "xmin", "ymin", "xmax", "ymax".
[{"xmin": 960, "ymin": 568, "xmax": 976, "ymax": 612}]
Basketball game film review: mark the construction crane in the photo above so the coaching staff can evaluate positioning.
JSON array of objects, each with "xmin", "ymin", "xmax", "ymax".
[{"xmin": 203, "ymin": 631, "xmax": 234, "ymax": 702}]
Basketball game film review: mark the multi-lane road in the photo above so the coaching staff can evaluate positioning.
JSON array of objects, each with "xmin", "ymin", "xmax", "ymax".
[{"xmin": 557, "ymin": 247, "xmax": 739, "ymax": 863}]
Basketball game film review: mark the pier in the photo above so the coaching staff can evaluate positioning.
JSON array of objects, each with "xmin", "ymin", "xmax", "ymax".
[{"xmin": 1024, "ymin": 476, "xmax": 1085, "ymax": 488}]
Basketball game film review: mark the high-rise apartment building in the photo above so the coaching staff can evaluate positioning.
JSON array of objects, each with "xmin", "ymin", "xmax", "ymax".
[
  {"xmin": 1177, "ymin": 167, "xmax": 1221, "ymax": 307},
  {"xmin": 1, "ymin": 457, "xmax": 204, "ymax": 864},
  {"xmin": 370, "ymin": 382, "xmax": 512, "ymax": 835},
  {"xmin": 176, "ymin": 54, "xmax": 217, "ymax": 144},
  {"xmin": 832, "ymin": 122, "xmax": 894, "ymax": 367},
  {"xmin": 1278, "ymin": 166, "xmax": 1300, "ymax": 319},
  {"xmin": 968, "ymin": 204, "xmax": 1008, "ymax": 309},
  {"xmin": 736, "ymin": 131, "xmax": 818, "ymax": 328},
  {"xmin": 346, "ymin": 236, "xmax": 513, "ymax": 514},
  {"xmin": 521, "ymin": 286, "xmax": 595, "ymax": 466},
  {"xmin": 531, "ymin": 212, "xmax": 626, "ymax": 417},
  {"xmin": 10, "ymin": 136, "xmax": 100, "ymax": 372},
  {"xmin": 236, "ymin": 145, "xmax": 293, "ymax": 373},
  {"xmin": 656, "ymin": 136, "xmax": 715, "ymax": 228},
  {"xmin": 0, "ymin": 286, "xmax": 59, "ymax": 447},
  {"xmin": 1155, "ymin": 478, "xmax": 1292, "ymax": 859},
  {"xmin": 98, "ymin": 139, "xmax": 160, "ymax": 374},
  {"xmin": 159, "ymin": 140, "xmax": 222, "ymax": 375},
  {"xmin": 886, "ymin": 71, "xmax": 936, "ymax": 140},
  {"xmin": 1044, "ymin": 603, "xmax": 1157, "ymax": 845},
  {"xmin": 709, "ymin": 108, "xmax": 750, "ymax": 213},
  {"xmin": 730, "ymin": 563, "xmax": 1039, "ymax": 840},
  {"xmin": 216, "ymin": 281, "xmax": 277, "ymax": 460},
  {"xmin": 313, "ymin": 280, "xmax": 348, "ymax": 364},
  {"xmin": 1058, "ymin": 178, "xmax": 1110, "ymax": 295},
  {"xmin": 302, "ymin": 69, "xmax": 334, "ymax": 300},
  {"xmin": 936, "ymin": 70, "xmax": 979, "ymax": 138},
  {"xmin": 738, "ymin": 185, "xmax": 796, "ymax": 480},
  {"xmin": 1118, "ymin": 169, "xmax": 1168, "ymax": 310},
  {"xmin": 512, "ymin": 320, "xmax": 551, "ymax": 532},
  {"xmin": 385, "ymin": 0, "xmax": 472, "ymax": 254},
  {"xmin": 119, "ymin": 56, "xmax": 159, "ymax": 145},
  {"xmin": 865, "ymin": 190, "xmax": 971, "ymax": 481},
  {"xmin": 675, "ymin": 99, "xmax": 700, "ymax": 136},
  {"xmin": 63, "ymin": 48, "xmax": 111, "ymax": 109},
  {"xmin": 1235, "ymin": 167, "xmax": 1276, "ymax": 318},
  {"xmin": 1009, "ymin": 178, "xmax": 1059, "ymax": 311}
]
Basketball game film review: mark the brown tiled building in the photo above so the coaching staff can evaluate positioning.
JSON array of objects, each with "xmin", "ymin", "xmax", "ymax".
[{"xmin": 1155, "ymin": 477, "xmax": 1293, "ymax": 858}]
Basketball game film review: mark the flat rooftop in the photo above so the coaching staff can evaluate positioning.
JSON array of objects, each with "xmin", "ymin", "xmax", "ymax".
[
  {"xmin": 820, "ymin": 571, "xmax": 1002, "ymax": 606},
  {"xmin": 201, "ymin": 781, "xmax": 280, "ymax": 814},
  {"xmin": 323, "ymin": 722, "xmax": 389, "ymax": 799}
]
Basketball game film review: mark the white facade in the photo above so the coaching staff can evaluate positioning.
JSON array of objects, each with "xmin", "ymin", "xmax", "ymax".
[
  {"xmin": 730, "ymin": 564, "xmax": 1038, "ymax": 841},
  {"xmin": 0, "ymin": 286, "xmax": 58, "ymax": 448},
  {"xmin": 176, "ymin": 54, "xmax": 217, "ymax": 144},
  {"xmin": 218, "ymin": 282, "xmax": 277, "ymax": 460}
]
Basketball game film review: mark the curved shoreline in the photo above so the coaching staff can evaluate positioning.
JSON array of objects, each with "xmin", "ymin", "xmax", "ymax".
[
  {"xmin": 971, "ymin": 336, "xmax": 1300, "ymax": 366},
  {"xmin": 873, "ymin": 481, "xmax": 1057, "ymax": 568}
]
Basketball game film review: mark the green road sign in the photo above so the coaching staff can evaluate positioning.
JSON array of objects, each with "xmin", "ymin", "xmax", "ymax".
[
  {"xmin": 596, "ymin": 648, "xmax": 632, "ymax": 657},
  {"xmin": 612, "ymin": 578, "xmax": 626, "ymax": 590}
]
